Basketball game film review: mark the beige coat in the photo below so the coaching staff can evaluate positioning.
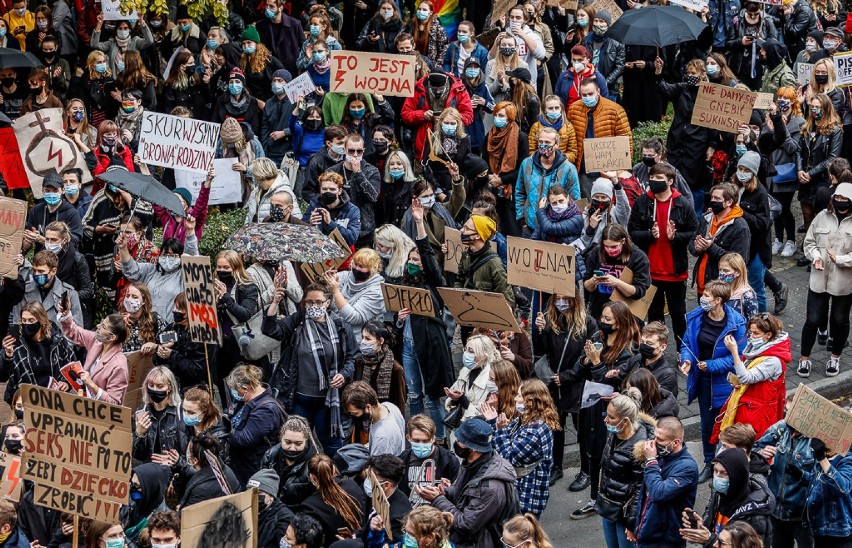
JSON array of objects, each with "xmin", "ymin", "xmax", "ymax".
[
  {"xmin": 445, "ymin": 363, "xmax": 492, "ymax": 423},
  {"xmin": 804, "ymin": 209, "xmax": 852, "ymax": 295}
]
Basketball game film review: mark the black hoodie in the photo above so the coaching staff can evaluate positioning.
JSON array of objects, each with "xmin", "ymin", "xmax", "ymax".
[{"xmin": 761, "ymin": 38, "xmax": 788, "ymax": 70}]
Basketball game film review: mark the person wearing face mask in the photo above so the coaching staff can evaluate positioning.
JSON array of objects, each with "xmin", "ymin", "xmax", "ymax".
[
  {"xmin": 441, "ymin": 20, "xmax": 489, "ymax": 79},
  {"xmin": 120, "ymin": 230, "xmax": 199, "ymax": 323},
  {"xmin": 132, "ymin": 367, "xmax": 187, "ymax": 464},
  {"xmin": 374, "ymin": 225, "xmax": 415, "ymax": 286},
  {"xmin": 302, "ymin": 171, "xmax": 362, "ymax": 246},
  {"xmin": 444, "ymin": 335, "xmax": 502, "ymax": 429},
  {"xmin": 401, "ymin": 69, "xmax": 474, "ymax": 161},
  {"xmin": 246, "ymin": 469, "xmax": 295, "ymax": 548},
  {"xmin": 179, "ymin": 433, "xmax": 242, "ymax": 509},
  {"xmin": 335, "ymin": 94, "xmax": 394, "ymax": 159},
  {"xmin": 757, "ymin": 39, "xmax": 796, "ymax": 96},
  {"xmin": 119, "ymin": 282, "xmax": 164, "ymax": 357},
  {"xmin": 482, "ymin": 379, "xmax": 558, "ymax": 518},
  {"xmin": 483, "ymin": 101, "xmax": 528, "ymax": 236},
  {"xmin": 401, "ymin": 179, "xmax": 465, "ymax": 267},
  {"xmin": 19, "ymin": 68, "xmax": 61, "ymax": 114},
  {"xmin": 256, "ymin": 0, "xmax": 307, "ymax": 75},
  {"xmin": 155, "ymin": 172, "xmax": 212, "ymax": 246},
  {"xmin": 260, "ymin": 69, "xmax": 296, "ymax": 165},
  {"xmin": 212, "ymin": 69, "xmax": 263, "ymax": 136},
  {"xmin": 621, "ymin": 321, "xmax": 679, "ymax": 397},
  {"xmin": 145, "ymin": 511, "xmax": 182, "ymax": 548},
  {"xmin": 802, "ymin": 436, "xmax": 852, "ymax": 547},
  {"xmin": 628, "ymin": 162, "xmax": 698, "ymax": 343},
  {"xmin": 67, "ymin": 50, "xmax": 116, "ymax": 128},
  {"xmin": 725, "ymin": 2, "xmax": 778, "ymax": 90},
  {"xmin": 403, "ymin": 0, "xmax": 448, "ymax": 65},
  {"xmin": 579, "ymin": 10, "xmax": 624, "ymax": 101},
  {"xmin": 1, "ymin": 0, "xmax": 33, "ymax": 51},
  {"xmin": 91, "ymin": 121, "xmax": 136, "ymax": 194},
  {"xmin": 15, "ymin": 250, "xmax": 83, "ymax": 326},
  {"xmin": 322, "ymin": 249, "xmax": 386, "ymax": 345},
  {"xmin": 0, "ymin": 20, "xmax": 20, "ymax": 52},
  {"xmin": 398, "ymin": 415, "xmax": 460, "ymax": 506},
  {"xmin": 583, "ymin": 223, "xmax": 651, "ymax": 320},
  {"xmin": 213, "ymin": 250, "xmax": 260, "ymax": 382},
  {"xmin": 289, "ymin": 105, "xmax": 327, "ymax": 189},
  {"xmin": 238, "ymin": 26, "xmax": 285, "ymax": 102},
  {"xmin": 797, "ymin": 92, "xmax": 844, "ymax": 234},
  {"xmin": 301, "ymin": 124, "xmax": 348, "ymax": 203},
  {"xmin": 22, "ymin": 172, "xmax": 84, "ymax": 254},
  {"xmin": 528, "ymin": 95, "xmax": 578, "ymax": 163},
  {"xmin": 458, "ymin": 57, "xmax": 494, "ymax": 155},
  {"xmin": 355, "ymin": 0, "xmax": 403, "ymax": 54},
  {"xmin": 680, "ymin": 280, "xmax": 747, "ymax": 482},
  {"xmin": 42, "ymin": 221, "xmax": 93, "ymax": 326},
  {"xmin": 260, "ymin": 416, "xmax": 319, "ymax": 509},
  {"xmin": 680, "ymin": 447, "xmax": 775, "ymax": 546},
  {"xmin": 113, "ymin": 88, "xmax": 145, "ymax": 149},
  {"xmin": 378, "ymin": 149, "xmax": 416, "ymax": 228},
  {"xmin": 91, "ymin": 15, "xmax": 155, "ymax": 76},
  {"xmin": 454, "ymin": 214, "xmax": 515, "ymax": 314},
  {"xmin": 634, "ymin": 416, "xmax": 699, "ymax": 546},
  {"xmin": 342, "ymin": 381, "xmax": 405, "ymax": 456},
  {"xmin": 246, "ymin": 157, "xmax": 300, "ymax": 225},
  {"xmin": 262, "ymin": 284, "xmax": 357, "ymax": 457},
  {"xmin": 0, "ymin": 301, "xmax": 76, "ymax": 404},
  {"xmin": 530, "ymin": 185, "xmax": 585, "ymax": 265},
  {"xmin": 555, "ymin": 45, "xmax": 609, "ymax": 109},
  {"xmin": 709, "ymin": 313, "xmax": 788, "ymax": 449},
  {"xmin": 796, "ymin": 30, "xmax": 827, "ymax": 68},
  {"xmin": 163, "ymin": 5, "xmax": 206, "ymax": 58}
]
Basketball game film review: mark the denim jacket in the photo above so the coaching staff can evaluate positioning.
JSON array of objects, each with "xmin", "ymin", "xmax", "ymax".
[
  {"xmin": 754, "ymin": 420, "xmax": 815, "ymax": 521},
  {"xmin": 805, "ymin": 453, "xmax": 852, "ymax": 538}
]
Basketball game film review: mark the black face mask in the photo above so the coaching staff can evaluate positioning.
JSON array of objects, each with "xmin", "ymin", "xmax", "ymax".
[
  {"xmin": 453, "ymin": 441, "xmax": 472, "ymax": 460},
  {"xmin": 216, "ymin": 270, "xmax": 234, "ymax": 284},
  {"xmin": 642, "ymin": 156, "xmax": 657, "ymax": 167},
  {"xmin": 709, "ymin": 200, "xmax": 726, "ymax": 214},
  {"xmin": 21, "ymin": 322, "xmax": 40, "ymax": 339},
  {"xmin": 4, "ymin": 439, "xmax": 22, "ymax": 454},
  {"xmin": 184, "ymin": 65, "xmax": 196, "ymax": 75},
  {"xmin": 321, "ymin": 191, "xmax": 338, "ymax": 205},
  {"xmin": 30, "ymin": 85, "xmax": 43, "ymax": 96},
  {"xmin": 147, "ymin": 388, "xmax": 168, "ymax": 403},
  {"xmin": 14, "ymin": 409, "xmax": 23, "ymax": 420},
  {"xmin": 0, "ymin": 78, "xmax": 14, "ymax": 87},
  {"xmin": 305, "ymin": 118, "xmax": 322, "ymax": 131},
  {"xmin": 172, "ymin": 310, "xmax": 185, "ymax": 323},
  {"xmin": 282, "ymin": 446, "xmax": 309, "ymax": 461},
  {"xmin": 638, "ymin": 343, "xmax": 658, "ymax": 360},
  {"xmin": 269, "ymin": 205, "xmax": 287, "ymax": 222},
  {"xmin": 460, "ymin": 232, "xmax": 476, "ymax": 244},
  {"xmin": 373, "ymin": 141, "xmax": 389, "ymax": 155},
  {"xmin": 351, "ymin": 268, "xmax": 370, "ymax": 282},
  {"xmin": 834, "ymin": 198, "xmax": 851, "ymax": 213},
  {"xmin": 649, "ymin": 179, "xmax": 669, "ymax": 195},
  {"xmin": 599, "ymin": 322, "xmax": 616, "ymax": 335},
  {"xmin": 815, "ymin": 74, "xmax": 829, "ymax": 84},
  {"xmin": 590, "ymin": 199, "xmax": 609, "ymax": 211}
]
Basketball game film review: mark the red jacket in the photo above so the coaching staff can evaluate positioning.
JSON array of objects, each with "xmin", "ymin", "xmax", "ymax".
[
  {"xmin": 74, "ymin": 0, "xmax": 101, "ymax": 45},
  {"xmin": 400, "ymin": 74, "xmax": 474, "ymax": 160},
  {"xmin": 711, "ymin": 335, "xmax": 791, "ymax": 444},
  {"xmin": 91, "ymin": 144, "xmax": 135, "ymax": 195}
]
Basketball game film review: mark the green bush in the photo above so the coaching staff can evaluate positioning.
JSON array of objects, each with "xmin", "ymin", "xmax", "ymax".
[
  {"xmin": 153, "ymin": 207, "xmax": 247, "ymax": 258},
  {"xmin": 632, "ymin": 119, "xmax": 673, "ymax": 163}
]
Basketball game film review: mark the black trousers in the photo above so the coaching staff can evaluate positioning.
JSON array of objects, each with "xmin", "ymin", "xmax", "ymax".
[
  {"xmin": 801, "ymin": 290, "xmax": 852, "ymax": 357},
  {"xmin": 648, "ymin": 279, "xmax": 687, "ymax": 346}
]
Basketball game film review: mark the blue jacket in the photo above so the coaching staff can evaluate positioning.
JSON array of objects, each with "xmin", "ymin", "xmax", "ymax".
[
  {"xmin": 442, "ymin": 41, "xmax": 490, "ymax": 77},
  {"xmin": 554, "ymin": 68, "xmax": 609, "ymax": 107},
  {"xmin": 682, "ymin": 305, "xmax": 747, "ymax": 407},
  {"xmin": 531, "ymin": 205, "xmax": 586, "ymax": 281},
  {"xmin": 289, "ymin": 115, "xmax": 326, "ymax": 167},
  {"xmin": 462, "ymin": 79, "xmax": 494, "ymax": 149},
  {"xmin": 302, "ymin": 191, "xmax": 362, "ymax": 246},
  {"xmin": 634, "ymin": 446, "xmax": 699, "ymax": 545},
  {"xmin": 261, "ymin": 94, "xmax": 296, "ymax": 162},
  {"xmin": 754, "ymin": 420, "xmax": 815, "ymax": 521},
  {"xmin": 515, "ymin": 151, "xmax": 580, "ymax": 227},
  {"xmin": 806, "ymin": 454, "xmax": 852, "ymax": 538}
]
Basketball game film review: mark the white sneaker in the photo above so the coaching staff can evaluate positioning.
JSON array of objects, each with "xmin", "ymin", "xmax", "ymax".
[
  {"xmin": 781, "ymin": 240, "xmax": 796, "ymax": 257},
  {"xmin": 827, "ymin": 356, "xmax": 841, "ymax": 377},
  {"xmin": 772, "ymin": 240, "xmax": 784, "ymax": 255}
]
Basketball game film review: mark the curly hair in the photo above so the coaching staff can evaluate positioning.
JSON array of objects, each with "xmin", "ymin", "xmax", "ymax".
[
  {"xmin": 405, "ymin": 506, "xmax": 453, "ymax": 548},
  {"xmin": 241, "ymin": 43, "xmax": 272, "ymax": 75},
  {"xmin": 519, "ymin": 379, "xmax": 561, "ymax": 430},
  {"xmin": 124, "ymin": 282, "xmax": 157, "ymax": 345}
]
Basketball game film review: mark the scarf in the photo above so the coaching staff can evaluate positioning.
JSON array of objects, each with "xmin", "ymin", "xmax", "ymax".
[
  {"xmin": 546, "ymin": 202, "xmax": 580, "ymax": 222},
  {"xmin": 487, "ymin": 123, "xmax": 519, "ymax": 178},
  {"xmin": 313, "ymin": 59, "xmax": 330, "ymax": 74},
  {"xmin": 696, "ymin": 205, "xmax": 744, "ymax": 293},
  {"xmin": 719, "ymin": 356, "xmax": 768, "ymax": 433},
  {"xmin": 116, "ymin": 105, "xmax": 144, "ymax": 135},
  {"xmin": 361, "ymin": 345, "xmax": 394, "ymax": 400},
  {"xmin": 226, "ymin": 93, "xmax": 249, "ymax": 117},
  {"xmin": 306, "ymin": 317, "xmax": 343, "ymax": 438},
  {"xmin": 539, "ymin": 113, "xmax": 564, "ymax": 132},
  {"xmin": 115, "ymin": 34, "xmax": 130, "ymax": 49}
]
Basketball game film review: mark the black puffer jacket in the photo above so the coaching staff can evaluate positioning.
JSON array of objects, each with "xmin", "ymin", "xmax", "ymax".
[
  {"xmin": 650, "ymin": 388, "xmax": 680, "ymax": 418},
  {"xmin": 261, "ymin": 444, "xmax": 318, "ymax": 509},
  {"xmin": 738, "ymin": 181, "xmax": 772, "ymax": 265},
  {"xmin": 258, "ymin": 498, "xmax": 294, "ymax": 548},
  {"xmin": 596, "ymin": 416, "xmax": 654, "ymax": 528}
]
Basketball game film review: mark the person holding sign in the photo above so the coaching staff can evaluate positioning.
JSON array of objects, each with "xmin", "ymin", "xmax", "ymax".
[
  {"xmin": 582, "ymin": 224, "xmax": 651, "ymax": 320},
  {"xmin": 454, "ymin": 214, "xmax": 515, "ymax": 318}
]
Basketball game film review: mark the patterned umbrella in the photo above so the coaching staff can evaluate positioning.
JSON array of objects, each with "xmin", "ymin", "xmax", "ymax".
[{"xmin": 224, "ymin": 222, "xmax": 347, "ymax": 263}]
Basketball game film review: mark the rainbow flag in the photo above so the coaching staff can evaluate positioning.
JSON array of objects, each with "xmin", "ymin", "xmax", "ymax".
[{"xmin": 435, "ymin": 0, "xmax": 461, "ymax": 40}]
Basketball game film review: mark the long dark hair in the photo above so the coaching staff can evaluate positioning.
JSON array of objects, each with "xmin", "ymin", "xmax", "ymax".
[
  {"xmin": 601, "ymin": 301, "xmax": 639, "ymax": 364},
  {"xmin": 599, "ymin": 224, "xmax": 633, "ymax": 265},
  {"xmin": 625, "ymin": 368, "xmax": 662, "ymax": 414}
]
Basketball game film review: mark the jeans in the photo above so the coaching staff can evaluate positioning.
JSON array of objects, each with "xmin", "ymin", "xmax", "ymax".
[
  {"xmin": 697, "ymin": 378, "xmax": 721, "ymax": 464},
  {"xmin": 801, "ymin": 290, "xmax": 852, "ymax": 357},
  {"xmin": 648, "ymin": 279, "xmax": 687, "ymax": 346},
  {"xmin": 292, "ymin": 393, "xmax": 344, "ymax": 457},
  {"xmin": 602, "ymin": 517, "xmax": 635, "ymax": 548},
  {"xmin": 748, "ymin": 254, "xmax": 767, "ymax": 312},
  {"xmin": 692, "ymin": 188, "xmax": 705, "ymax": 218},
  {"xmin": 772, "ymin": 516, "xmax": 814, "ymax": 548},
  {"xmin": 402, "ymin": 337, "xmax": 446, "ymax": 439}
]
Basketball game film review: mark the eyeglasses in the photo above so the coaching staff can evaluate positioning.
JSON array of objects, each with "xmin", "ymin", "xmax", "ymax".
[{"xmin": 304, "ymin": 300, "xmax": 327, "ymax": 307}]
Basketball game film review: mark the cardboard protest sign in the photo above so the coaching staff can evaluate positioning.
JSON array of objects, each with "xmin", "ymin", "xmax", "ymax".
[
  {"xmin": 668, "ymin": 0, "xmax": 708, "ymax": 10},
  {"xmin": 20, "ymin": 385, "xmax": 132, "ymax": 524},
  {"xmin": 787, "ymin": 383, "xmax": 852, "ymax": 455},
  {"xmin": 369, "ymin": 470, "xmax": 393, "ymax": 539},
  {"xmin": 0, "ymin": 452, "xmax": 22, "ymax": 501},
  {"xmin": 12, "ymin": 109, "xmax": 92, "ymax": 198},
  {"xmin": 174, "ymin": 158, "xmax": 242, "ymax": 206},
  {"xmin": 547, "ymin": 0, "xmax": 578, "ymax": 8},
  {"xmin": 493, "ymin": 0, "xmax": 516, "ymax": 19},
  {"xmin": 123, "ymin": 352, "xmax": 154, "ymax": 412},
  {"xmin": 101, "ymin": 0, "xmax": 137, "ymax": 20},
  {"xmin": 506, "ymin": 237, "xmax": 575, "ymax": 296},
  {"xmin": 382, "ymin": 284, "xmax": 435, "ymax": 317},
  {"xmin": 284, "ymin": 72, "xmax": 316, "ymax": 104},
  {"xmin": 300, "ymin": 229, "xmax": 351, "ymax": 284},
  {"xmin": 330, "ymin": 51, "xmax": 416, "ymax": 97},
  {"xmin": 609, "ymin": 267, "xmax": 657, "ymax": 320},
  {"xmin": 796, "ymin": 63, "xmax": 814, "ymax": 86},
  {"xmin": 691, "ymin": 83, "xmax": 757, "ymax": 133},
  {"xmin": 0, "ymin": 197, "xmax": 25, "ymax": 279},
  {"xmin": 754, "ymin": 92, "xmax": 775, "ymax": 110},
  {"xmin": 182, "ymin": 255, "xmax": 222, "ymax": 345},
  {"xmin": 590, "ymin": 0, "xmax": 623, "ymax": 21},
  {"xmin": 443, "ymin": 228, "xmax": 462, "ymax": 274},
  {"xmin": 181, "ymin": 489, "xmax": 258, "ymax": 548},
  {"xmin": 582, "ymin": 137, "xmax": 633, "ymax": 172},
  {"xmin": 139, "ymin": 112, "xmax": 220, "ymax": 174},
  {"xmin": 437, "ymin": 288, "xmax": 521, "ymax": 333},
  {"xmin": 835, "ymin": 51, "xmax": 852, "ymax": 88}
]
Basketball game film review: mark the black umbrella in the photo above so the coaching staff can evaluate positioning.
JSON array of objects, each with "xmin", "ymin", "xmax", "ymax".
[
  {"xmin": 97, "ymin": 168, "xmax": 186, "ymax": 217},
  {"xmin": 605, "ymin": 6, "xmax": 709, "ymax": 48},
  {"xmin": 0, "ymin": 48, "xmax": 40, "ymax": 69}
]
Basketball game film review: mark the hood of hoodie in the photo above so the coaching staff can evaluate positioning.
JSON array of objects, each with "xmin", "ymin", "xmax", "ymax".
[
  {"xmin": 645, "ymin": 186, "xmax": 682, "ymax": 200},
  {"xmin": 127, "ymin": 463, "xmax": 171, "ymax": 525},
  {"xmin": 714, "ymin": 447, "xmax": 752, "ymax": 512},
  {"xmin": 762, "ymin": 39, "xmax": 788, "ymax": 70},
  {"xmin": 706, "ymin": 204, "xmax": 744, "ymax": 227},
  {"xmin": 341, "ymin": 269, "xmax": 384, "ymax": 293},
  {"xmin": 533, "ymin": 148, "xmax": 568, "ymax": 174},
  {"xmin": 743, "ymin": 332, "xmax": 792, "ymax": 361}
]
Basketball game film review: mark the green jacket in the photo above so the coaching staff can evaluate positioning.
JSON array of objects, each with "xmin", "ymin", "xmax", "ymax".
[
  {"xmin": 454, "ymin": 246, "xmax": 516, "ymax": 308},
  {"xmin": 760, "ymin": 63, "xmax": 796, "ymax": 96}
]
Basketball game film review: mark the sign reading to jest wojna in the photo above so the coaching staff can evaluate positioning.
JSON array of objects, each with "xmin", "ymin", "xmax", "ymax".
[{"xmin": 330, "ymin": 51, "xmax": 416, "ymax": 97}]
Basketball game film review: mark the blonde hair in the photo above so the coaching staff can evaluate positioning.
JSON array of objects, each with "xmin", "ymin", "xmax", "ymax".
[
  {"xmin": 811, "ymin": 58, "xmax": 837, "ymax": 93},
  {"xmin": 383, "ymin": 150, "xmax": 416, "ymax": 183},
  {"xmin": 489, "ymin": 32, "xmax": 524, "ymax": 81},
  {"xmin": 375, "ymin": 224, "xmax": 415, "ymax": 279},
  {"xmin": 142, "ymin": 366, "xmax": 182, "ymax": 408},
  {"xmin": 251, "ymin": 157, "xmax": 280, "ymax": 183},
  {"xmin": 465, "ymin": 335, "xmax": 502, "ymax": 370},
  {"xmin": 225, "ymin": 364, "xmax": 264, "ymax": 391},
  {"xmin": 502, "ymin": 514, "xmax": 553, "ymax": 548},
  {"xmin": 215, "ymin": 249, "xmax": 252, "ymax": 285},
  {"xmin": 609, "ymin": 388, "xmax": 643, "ymax": 432},
  {"xmin": 351, "ymin": 248, "xmax": 383, "ymax": 275},
  {"xmin": 241, "ymin": 42, "xmax": 272, "ymax": 75},
  {"xmin": 544, "ymin": 291, "xmax": 588, "ymax": 338},
  {"xmin": 405, "ymin": 507, "xmax": 454, "ymax": 548},
  {"xmin": 719, "ymin": 252, "xmax": 753, "ymax": 297},
  {"xmin": 86, "ymin": 50, "xmax": 111, "ymax": 79},
  {"xmin": 434, "ymin": 107, "xmax": 467, "ymax": 142},
  {"xmin": 407, "ymin": 414, "xmax": 436, "ymax": 438}
]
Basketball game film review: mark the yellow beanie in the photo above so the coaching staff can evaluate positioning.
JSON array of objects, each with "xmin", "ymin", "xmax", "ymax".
[{"xmin": 470, "ymin": 215, "xmax": 497, "ymax": 241}]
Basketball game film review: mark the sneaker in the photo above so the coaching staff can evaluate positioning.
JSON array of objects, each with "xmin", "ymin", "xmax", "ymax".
[
  {"xmin": 827, "ymin": 356, "xmax": 841, "ymax": 377},
  {"xmin": 570, "ymin": 500, "xmax": 596, "ymax": 520},
  {"xmin": 797, "ymin": 359, "xmax": 812, "ymax": 378},
  {"xmin": 781, "ymin": 240, "xmax": 796, "ymax": 257},
  {"xmin": 772, "ymin": 239, "xmax": 784, "ymax": 255},
  {"xmin": 549, "ymin": 467, "xmax": 564, "ymax": 486},
  {"xmin": 818, "ymin": 330, "xmax": 829, "ymax": 346},
  {"xmin": 568, "ymin": 471, "xmax": 591, "ymax": 492},
  {"xmin": 773, "ymin": 283, "xmax": 789, "ymax": 314},
  {"xmin": 797, "ymin": 257, "xmax": 811, "ymax": 267}
]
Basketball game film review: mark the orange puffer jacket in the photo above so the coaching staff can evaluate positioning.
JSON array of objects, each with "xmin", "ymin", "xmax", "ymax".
[{"xmin": 567, "ymin": 96, "xmax": 633, "ymax": 170}]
